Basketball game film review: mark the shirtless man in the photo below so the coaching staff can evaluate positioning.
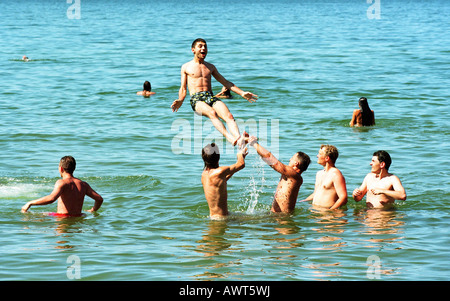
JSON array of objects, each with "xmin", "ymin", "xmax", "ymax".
[
  {"xmin": 248, "ymin": 136, "xmax": 310, "ymax": 213},
  {"xmin": 301, "ymin": 144, "xmax": 348, "ymax": 210},
  {"xmin": 171, "ymin": 38, "xmax": 258, "ymax": 147},
  {"xmin": 352, "ymin": 150, "xmax": 406, "ymax": 209},
  {"xmin": 21, "ymin": 156, "xmax": 103, "ymax": 216},
  {"xmin": 201, "ymin": 142, "xmax": 248, "ymax": 219}
]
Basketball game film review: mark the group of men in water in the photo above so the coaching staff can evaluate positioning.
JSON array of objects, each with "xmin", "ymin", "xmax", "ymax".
[
  {"xmin": 21, "ymin": 38, "xmax": 406, "ymax": 220},
  {"xmin": 172, "ymin": 38, "xmax": 406, "ymax": 220}
]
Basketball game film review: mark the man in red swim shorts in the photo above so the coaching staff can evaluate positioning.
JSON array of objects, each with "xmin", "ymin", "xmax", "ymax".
[{"xmin": 21, "ymin": 156, "xmax": 103, "ymax": 217}]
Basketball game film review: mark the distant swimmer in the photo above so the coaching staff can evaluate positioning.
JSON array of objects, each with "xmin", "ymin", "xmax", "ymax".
[
  {"xmin": 22, "ymin": 55, "xmax": 29, "ymax": 62},
  {"xmin": 136, "ymin": 81, "xmax": 155, "ymax": 97},
  {"xmin": 201, "ymin": 142, "xmax": 248, "ymax": 220},
  {"xmin": 350, "ymin": 97, "xmax": 375, "ymax": 127},
  {"xmin": 352, "ymin": 150, "xmax": 406, "ymax": 209},
  {"xmin": 215, "ymin": 86, "xmax": 233, "ymax": 99},
  {"xmin": 301, "ymin": 144, "xmax": 348, "ymax": 210},
  {"xmin": 248, "ymin": 136, "xmax": 310, "ymax": 213},
  {"xmin": 21, "ymin": 156, "xmax": 103, "ymax": 216},
  {"xmin": 171, "ymin": 38, "xmax": 258, "ymax": 148}
]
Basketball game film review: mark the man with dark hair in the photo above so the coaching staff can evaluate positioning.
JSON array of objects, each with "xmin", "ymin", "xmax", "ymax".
[
  {"xmin": 248, "ymin": 136, "xmax": 310, "ymax": 213},
  {"xmin": 171, "ymin": 38, "xmax": 258, "ymax": 148},
  {"xmin": 201, "ymin": 143, "xmax": 248, "ymax": 220},
  {"xmin": 301, "ymin": 144, "xmax": 348, "ymax": 210},
  {"xmin": 21, "ymin": 156, "xmax": 103, "ymax": 216},
  {"xmin": 372, "ymin": 150, "xmax": 391, "ymax": 170},
  {"xmin": 352, "ymin": 150, "xmax": 406, "ymax": 209}
]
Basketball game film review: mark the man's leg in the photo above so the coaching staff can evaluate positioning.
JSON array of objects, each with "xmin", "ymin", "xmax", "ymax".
[
  {"xmin": 195, "ymin": 101, "xmax": 236, "ymax": 145},
  {"xmin": 212, "ymin": 101, "xmax": 241, "ymax": 144}
]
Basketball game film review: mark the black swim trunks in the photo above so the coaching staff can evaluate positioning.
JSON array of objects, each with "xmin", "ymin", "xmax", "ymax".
[{"xmin": 190, "ymin": 91, "xmax": 221, "ymax": 111}]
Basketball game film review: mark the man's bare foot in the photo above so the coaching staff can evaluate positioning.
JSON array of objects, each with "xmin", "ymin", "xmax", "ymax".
[
  {"xmin": 232, "ymin": 136, "xmax": 240, "ymax": 146},
  {"xmin": 236, "ymin": 131, "xmax": 249, "ymax": 149}
]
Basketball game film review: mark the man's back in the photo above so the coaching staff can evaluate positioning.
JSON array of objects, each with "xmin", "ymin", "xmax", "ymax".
[
  {"xmin": 21, "ymin": 156, "xmax": 103, "ymax": 215},
  {"xmin": 201, "ymin": 167, "xmax": 229, "ymax": 218},
  {"xmin": 56, "ymin": 177, "xmax": 88, "ymax": 215}
]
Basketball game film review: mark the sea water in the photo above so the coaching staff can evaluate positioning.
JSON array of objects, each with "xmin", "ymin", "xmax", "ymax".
[{"xmin": 0, "ymin": 0, "xmax": 449, "ymax": 281}]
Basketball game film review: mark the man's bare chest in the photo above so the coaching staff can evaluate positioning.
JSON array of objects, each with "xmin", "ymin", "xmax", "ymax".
[
  {"xmin": 368, "ymin": 176, "xmax": 393, "ymax": 190},
  {"xmin": 318, "ymin": 172, "xmax": 334, "ymax": 189},
  {"xmin": 186, "ymin": 63, "xmax": 212, "ymax": 79}
]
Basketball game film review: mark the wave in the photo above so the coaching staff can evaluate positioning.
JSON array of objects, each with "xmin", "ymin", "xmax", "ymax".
[{"xmin": 0, "ymin": 175, "xmax": 161, "ymax": 200}]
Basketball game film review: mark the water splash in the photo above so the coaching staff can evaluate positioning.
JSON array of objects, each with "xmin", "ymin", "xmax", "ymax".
[
  {"xmin": 244, "ymin": 154, "xmax": 266, "ymax": 214},
  {"xmin": 0, "ymin": 178, "xmax": 49, "ymax": 200}
]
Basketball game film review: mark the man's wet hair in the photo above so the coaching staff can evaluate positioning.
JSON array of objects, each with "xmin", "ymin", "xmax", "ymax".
[
  {"xmin": 192, "ymin": 38, "xmax": 207, "ymax": 49},
  {"xmin": 295, "ymin": 152, "xmax": 311, "ymax": 172},
  {"xmin": 373, "ymin": 150, "xmax": 392, "ymax": 170},
  {"xmin": 202, "ymin": 143, "xmax": 220, "ymax": 169},
  {"xmin": 60, "ymin": 156, "xmax": 76, "ymax": 174},
  {"xmin": 321, "ymin": 144, "xmax": 339, "ymax": 164}
]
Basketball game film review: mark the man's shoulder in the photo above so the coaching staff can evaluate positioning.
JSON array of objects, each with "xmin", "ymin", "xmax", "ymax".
[
  {"xmin": 182, "ymin": 60, "xmax": 194, "ymax": 69},
  {"xmin": 283, "ymin": 164, "xmax": 302, "ymax": 179},
  {"xmin": 385, "ymin": 173, "xmax": 400, "ymax": 182},
  {"xmin": 330, "ymin": 167, "xmax": 344, "ymax": 176},
  {"xmin": 204, "ymin": 61, "xmax": 215, "ymax": 68},
  {"xmin": 55, "ymin": 179, "xmax": 65, "ymax": 186},
  {"xmin": 203, "ymin": 166, "xmax": 226, "ymax": 175},
  {"xmin": 364, "ymin": 172, "xmax": 376, "ymax": 181},
  {"xmin": 63, "ymin": 176, "xmax": 87, "ymax": 185}
]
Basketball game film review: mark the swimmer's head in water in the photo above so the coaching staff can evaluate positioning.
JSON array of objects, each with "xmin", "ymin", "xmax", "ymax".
[
  {"xmin": 202, "ymin": 143, "xmax": 220, "ymax": 169},
  {"xmin": 60, "ymin": 156, "xmax": 76, "ymax": 174},
  {"xmin": 143, "ymin": 81, "xmax": 151, "ymax": 92}
]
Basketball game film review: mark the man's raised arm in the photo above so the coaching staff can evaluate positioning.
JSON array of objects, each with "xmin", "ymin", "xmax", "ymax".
[
  {"xmin": 211, "ymin": 66, "xmax": 258, "ymax": 103},
  {"xmin": 249, "ymin": 136, "xmax": 298, "ymax": 177},
  {"xmin": 224, "ymin": 148, "xmax": 248, "ymax": 180}
]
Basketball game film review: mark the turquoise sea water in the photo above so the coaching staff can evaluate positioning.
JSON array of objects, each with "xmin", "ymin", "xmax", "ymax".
[{"xmin": 0, "ymin": 0, "xmax": 449, "ymax": 281}]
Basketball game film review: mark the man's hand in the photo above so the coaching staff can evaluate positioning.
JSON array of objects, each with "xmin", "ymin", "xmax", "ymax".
[
  {"xmin": 370, "ymin": 188, "xmax": 384, "ymax": 195},
  {"xmin": 242, "ymin": 92, "xmax": 258, "ymax": 103},
  {"xmin": 238, "ymin": 147, "xmax": 248, "ymax": 158},
  {"xmin": 21, "ymin": 202, "xmax": 31, "ymax": 213},
  {"xmin": 352, "ymin": 188, "xmax": 363, "ymax": 198},
  {"xmin": 248, "ymin": 135, "xmax": 258, "ymax": 146},
  {"xmin": 171, "ymin": 99, "xmax": 184, "ymax": 112}
]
